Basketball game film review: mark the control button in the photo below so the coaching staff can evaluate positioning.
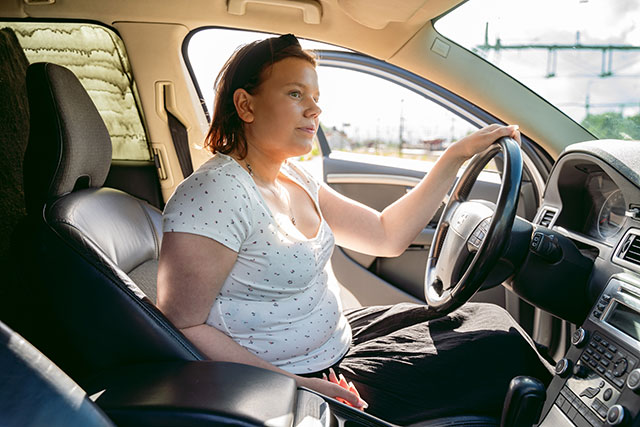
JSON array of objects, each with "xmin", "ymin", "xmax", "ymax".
[
  {"xmin": 601, "ymin": 359, "xmax": 610, "ymax": 367},
  {"xmin": 579, "ymin": 386, "xmax": 600, "ymax": 399},
  {"xmin": 555, "ymin": 358, "xmax": 572, "ymax": 377},
  {"xmin": 597, "ymin": 365, "xmax": 606, "ymax": 374},
  {"xmin": 589, "ymin": 359, "xmax": 598, "ymax": 368},
  {"xmin": 572, "ymin": 328, "xmax": 588, "ymax": 347},
  {"xmin": 594, "ymin": 311, "xmax": 602, "ymax": 318},
  {"xmin": 605, "ymin": 351, "xmax": 614, "ymax": 360},
  {"xmin": 609, "ymin": 344, "xmax": 617, "ymax": 353},
  {"xmin": 627, "ymin": 368, "xmax": 640, "ymax": 392},
  {"xmin": 602, "ymin": 294, "xmax": 611, "ymax": 302},
  {"xmin": 587, "ymin": 347, "xmax": 595, "ymax": 355},
  {"xmin": 603, "ymin": 388, "xmax": 613, "ymax": 401},
  {"xmin": 613, "ymin": 359, "xmax": 628, "ymax": 377},
  {"xmin": 614, "ymin": 378, "xmax": 625, "ymax": 388},
  {"xmin": 601, "ymin": 339, "xmax": 609, "ymax": 347},
  {"xmin": 556, "ymin": 394, "xmax": 566, "ymax": 408},
  {"xmin": 606, "ymin": 404, "xmax": 626, "ymax": 425},
  {"xmin": 593, "ymin": 353, "xmax": 602, "ymax": 361},
  {"xmin": 590, "ymin": 341, "xmax": 598, "ymax": 348},
  {"xmin": 599, "ymin": 380, "xmax": 605, "ymax": 388},
  {"xmin": 594, "ymin": 334, "xmax": 602, "ymax": 342},
  {"xmin": 598, "ymin": 345, "xmax": 607, "ymax": 354},
  {"xmin": 605, "ymin": 370, "xmax": 614, "ymax": 381},
  {"xmin": 598, "ymin": 303, "xmax": 607, "ymax": 311}
]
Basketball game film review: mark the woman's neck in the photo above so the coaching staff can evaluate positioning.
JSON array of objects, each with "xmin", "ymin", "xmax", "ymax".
[{"xmin": 233, "ymin": 147, "xmax": 283, "ymax": 185}]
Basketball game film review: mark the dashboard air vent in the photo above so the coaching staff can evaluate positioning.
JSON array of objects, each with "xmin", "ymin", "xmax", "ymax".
[
  {"xmin": 621, "ymin": 234, "xmax": 640, "ymax": 266},
  {"xmin": 538, "ymin": 209, "xmax": 556, "ymax": 227}
]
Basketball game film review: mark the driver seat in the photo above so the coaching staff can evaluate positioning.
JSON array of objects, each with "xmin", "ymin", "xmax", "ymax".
[
  {"xmin": 21, "ymin": 62, "xmax": 507, "ymax": 426},
  {"xmin": 21, "ymin": 61, "xmax": 205, "ymax": 385}
]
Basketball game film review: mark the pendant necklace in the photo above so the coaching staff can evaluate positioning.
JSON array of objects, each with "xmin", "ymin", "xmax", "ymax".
[{"xmin": 246, "ymin": 162, "xmax": 297, "ymax": 226}]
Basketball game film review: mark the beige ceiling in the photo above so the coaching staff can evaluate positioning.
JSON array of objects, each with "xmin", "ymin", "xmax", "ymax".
[{"xmin": 2, "ymin": 0, "xmax": 462, "ymax": 60}]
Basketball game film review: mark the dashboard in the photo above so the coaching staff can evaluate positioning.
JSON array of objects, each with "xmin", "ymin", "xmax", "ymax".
[
  {"xmin": 543, "ymin": 153, "xmax": 638, "ymax": 249},
  {"xmin": 527, "ymin": 141, "xmax": 640, "ymax": 427}
]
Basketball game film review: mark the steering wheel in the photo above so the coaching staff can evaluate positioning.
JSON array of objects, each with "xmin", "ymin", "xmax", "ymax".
[{"xmin": 424, "ymin": 137, "xmax": 523, "ymax": 315}]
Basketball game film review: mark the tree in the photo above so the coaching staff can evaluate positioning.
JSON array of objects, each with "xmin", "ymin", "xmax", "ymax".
[{"xmin": 581, "ymin": 112, "xmax": 640, "ymax": 140}]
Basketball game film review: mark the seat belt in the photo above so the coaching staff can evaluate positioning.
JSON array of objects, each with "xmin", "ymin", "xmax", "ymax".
[{"xmin": 164, "ymin": 89, "xmax": 193, "ymax": 179}]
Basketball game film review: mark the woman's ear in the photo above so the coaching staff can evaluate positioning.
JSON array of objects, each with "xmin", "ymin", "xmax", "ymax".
[{"xmin": 233, "ymin": 89, "xmax": 254, "ymax": 123}]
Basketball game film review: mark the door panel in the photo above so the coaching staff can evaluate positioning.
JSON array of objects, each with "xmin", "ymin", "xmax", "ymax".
[{"xmin": 324, "ymin": 152, "xmax": 538, "ymax": 305}]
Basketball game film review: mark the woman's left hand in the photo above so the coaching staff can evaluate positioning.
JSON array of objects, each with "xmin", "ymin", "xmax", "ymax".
[{"xmin": 447, "ymin": 124, "xmax": 521, "ymax": 163}]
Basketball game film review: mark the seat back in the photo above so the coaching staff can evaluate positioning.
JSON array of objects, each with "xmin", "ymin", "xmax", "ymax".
[{"xmin": 21, "ymin": 62, "xmax": 204, "ymax": 385}]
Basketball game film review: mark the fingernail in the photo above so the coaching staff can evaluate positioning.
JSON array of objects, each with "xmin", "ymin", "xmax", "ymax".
[
  {"xmin": 322, "ymin": 373, "xmax": 328, "ymax": 381},
  {"xmin": 358, "ymin": 398, "xmax": 369, "ymax": 409}
]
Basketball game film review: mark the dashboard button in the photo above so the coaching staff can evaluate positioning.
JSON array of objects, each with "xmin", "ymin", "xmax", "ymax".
[
  {"xmin": 603, "ymin": 388, "xmax": 613, "ymax": 401},
  {"xmin": 627, "ymin": 369, "xmax": 640, "ymax": 392},
  {"xmin": 613, "ymin": 359, "xmax": 628, "ymax": 377},
  {"xmin": 572, "ymin": 328, "xmax": 588, "ymax": 347}
]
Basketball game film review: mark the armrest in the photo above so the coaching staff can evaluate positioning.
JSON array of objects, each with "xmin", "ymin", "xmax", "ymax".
[{"xmin": 86, "ymin": 361, "xmax": 298, "ymax": 427}]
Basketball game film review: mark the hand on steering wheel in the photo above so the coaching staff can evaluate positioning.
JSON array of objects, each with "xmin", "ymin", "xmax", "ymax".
[{"xmin": 424, "ymin": 136, "xmax": 523, "ymax": 315}]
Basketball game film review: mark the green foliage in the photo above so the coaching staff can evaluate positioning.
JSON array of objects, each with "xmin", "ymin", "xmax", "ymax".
[{"xmin": 581, "ymin": 112, "xmax": 640, "ymax": 140}]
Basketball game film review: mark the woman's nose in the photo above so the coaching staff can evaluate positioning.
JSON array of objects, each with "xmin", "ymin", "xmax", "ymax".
[{"xmin": 305, "ymin": 99, "xmax": 322, "ymax": 117}]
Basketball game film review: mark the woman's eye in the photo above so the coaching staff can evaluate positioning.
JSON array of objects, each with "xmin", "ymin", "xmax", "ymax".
[{"xmin": 289, "ymin": 91, "xmax": 302, "ymax": 99}]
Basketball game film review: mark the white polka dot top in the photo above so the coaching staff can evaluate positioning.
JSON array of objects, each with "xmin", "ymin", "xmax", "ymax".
[{"xmin": 163, "ymin": 153, "xmax": 351, "ymax": 374}]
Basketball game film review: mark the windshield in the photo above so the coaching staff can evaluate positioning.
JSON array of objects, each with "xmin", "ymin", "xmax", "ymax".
[{"xmin": 436, "ymin": 0, "xmax": 640, "ymax": 140}]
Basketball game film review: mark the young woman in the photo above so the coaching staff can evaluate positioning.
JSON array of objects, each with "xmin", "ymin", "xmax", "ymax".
[{"xmin": 157, "ymin": 34, "xmax": 551, "ymax": 424}]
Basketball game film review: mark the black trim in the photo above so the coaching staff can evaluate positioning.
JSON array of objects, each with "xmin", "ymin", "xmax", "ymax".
[{"xmin": 164, "ymin": 89, "xmax": 194, "ymax": 179}]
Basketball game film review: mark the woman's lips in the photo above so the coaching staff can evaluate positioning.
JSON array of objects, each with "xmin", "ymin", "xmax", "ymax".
[{"xmin": 297, "ymin": 126, "xmax": 316, "ymax": 135}]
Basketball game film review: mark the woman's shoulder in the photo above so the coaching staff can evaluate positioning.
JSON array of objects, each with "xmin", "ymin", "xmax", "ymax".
[{"xmin": 283, "ymin": 160, "xmax": 319, "ymax": 192}]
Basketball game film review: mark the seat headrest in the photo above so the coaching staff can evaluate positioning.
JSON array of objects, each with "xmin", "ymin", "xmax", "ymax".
[{"xmin": 23, "ymin": 62, "xmax": 112, "ymax": 215}]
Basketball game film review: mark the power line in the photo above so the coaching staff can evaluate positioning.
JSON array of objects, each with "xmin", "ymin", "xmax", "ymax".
[{"xmin": 477, "ymin": 24, "xmax": 640, "ymax": 77}]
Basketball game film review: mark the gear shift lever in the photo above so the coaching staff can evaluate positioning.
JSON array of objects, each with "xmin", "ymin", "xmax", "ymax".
[{"xmin": 500, "ymin": 376, "xmax": 546, "ymax": 427}]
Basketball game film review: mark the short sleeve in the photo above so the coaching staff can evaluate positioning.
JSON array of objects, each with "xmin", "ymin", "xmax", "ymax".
[{"xmin": 162, "ymin": 166, "xmax": 254, "ymax": 252}]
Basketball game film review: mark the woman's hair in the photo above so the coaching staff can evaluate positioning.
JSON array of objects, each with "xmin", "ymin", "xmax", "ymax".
[{"xmin": 204, "ymin": 34, "xmax": 316, "ymax": 158}]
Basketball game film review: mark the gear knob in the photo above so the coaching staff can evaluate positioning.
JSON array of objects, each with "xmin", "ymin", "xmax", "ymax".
[{"xmin": 500, "ymin": 376, "xmax": 546, "ymax": 427}]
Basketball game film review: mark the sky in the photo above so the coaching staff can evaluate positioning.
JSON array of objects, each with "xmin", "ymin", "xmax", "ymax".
[{"xmin": 187, "ymin": 0, "xmax": 640, "ymax": 144}]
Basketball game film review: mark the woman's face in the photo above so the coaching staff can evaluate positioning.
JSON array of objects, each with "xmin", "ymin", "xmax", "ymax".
[{"xmin": 242, "ymin": 57, "xmax": 321, "ymax": 160}]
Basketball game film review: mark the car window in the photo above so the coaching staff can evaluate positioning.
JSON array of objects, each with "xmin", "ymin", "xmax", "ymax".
[
  {"xmin": 317, "ymin": 66, "xmax": 478, "ymax": 167},
  {"xmin": 186, "ymin": 28, "xmax": 486, "ymax": 171},
  {"xmin": 1, "ymin": 22, "xmax": 151, "ymax": 161},
  {"xmin": 436, "ymin": 0, "xmax": 640, "ymax": 141}
]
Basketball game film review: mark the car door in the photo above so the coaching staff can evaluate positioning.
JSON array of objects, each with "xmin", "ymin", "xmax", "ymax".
[{"xmin": 313, "ymin": 50, "xmax": 546, "ymax": 315}]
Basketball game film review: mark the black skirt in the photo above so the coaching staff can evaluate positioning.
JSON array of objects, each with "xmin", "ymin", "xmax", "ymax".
[{"xmin": 305, "ymin": 302, "xmax": 553, "ymax": 425}]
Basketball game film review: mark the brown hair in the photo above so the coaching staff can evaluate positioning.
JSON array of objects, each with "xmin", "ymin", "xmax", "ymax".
[{"xmin": 204, "ymin": 34, "xmax": 316, "ymax": 158}]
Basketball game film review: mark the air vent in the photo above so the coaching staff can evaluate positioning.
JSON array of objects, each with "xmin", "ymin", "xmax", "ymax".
[
  {"xmin": 538, "ymin": 208, "xmax": 557, "ymax": 227},
  {"xmin": 621, "ymin": 234, "xmax": 640, "ymax": 266}
]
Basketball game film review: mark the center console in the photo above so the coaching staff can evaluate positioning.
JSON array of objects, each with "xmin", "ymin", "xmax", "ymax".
[{"xmin": 538, "ymin": 275, "xmax": 640, "ymax": 426}]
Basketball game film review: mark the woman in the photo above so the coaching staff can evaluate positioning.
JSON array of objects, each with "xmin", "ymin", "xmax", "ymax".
[{"xmin": 157, "ymin": 34, "xmax": 551, "ymax": 424}]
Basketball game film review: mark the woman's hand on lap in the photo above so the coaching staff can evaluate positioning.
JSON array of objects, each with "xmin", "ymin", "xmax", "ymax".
[{"xmin": 298, "ymin": 372, "xmax": 368, "ymax": 410}]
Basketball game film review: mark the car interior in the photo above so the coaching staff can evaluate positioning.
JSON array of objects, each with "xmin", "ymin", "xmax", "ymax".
[{"xmin": 0, "ymin": 0, "xmax": 639, "ymax": 426}]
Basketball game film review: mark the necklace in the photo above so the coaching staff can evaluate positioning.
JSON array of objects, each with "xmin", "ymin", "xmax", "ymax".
[{"xmin": 246, "ymin": 162, "xmax": 297, "ymax": 226}]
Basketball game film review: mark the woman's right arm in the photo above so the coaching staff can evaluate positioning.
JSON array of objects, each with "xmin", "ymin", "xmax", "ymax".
[{"xmin": 156, "ymin": 232, "xmax": 367, "ymax": 409}]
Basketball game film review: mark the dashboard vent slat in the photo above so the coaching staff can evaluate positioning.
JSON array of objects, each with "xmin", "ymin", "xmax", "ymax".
[
  {"xmin": 622, "ymin": 235, "xmax": 640, "ymax": 265},
  {"xmin": 538, "ymin": 209, "xmax": 556, "ymax": 227}
]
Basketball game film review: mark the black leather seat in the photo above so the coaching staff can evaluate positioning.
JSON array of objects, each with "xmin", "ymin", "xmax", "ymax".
[
  {"xmin": 0, "ymin": 320, "xmax": 115, "ymax": 427},
  {"xmin": 21, "ymin": 62, "xmax": 205, "ymax": 385}
]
